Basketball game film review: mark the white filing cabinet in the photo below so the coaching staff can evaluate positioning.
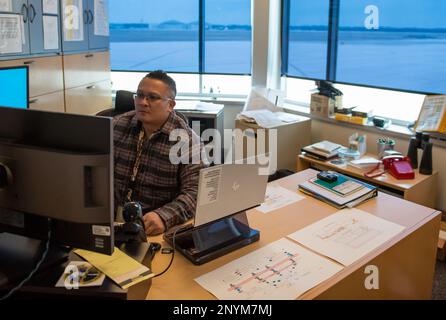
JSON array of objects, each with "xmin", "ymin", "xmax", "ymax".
[{"xmin": 235, "ymin": 116, "xmax": 311, "ymax": 172}]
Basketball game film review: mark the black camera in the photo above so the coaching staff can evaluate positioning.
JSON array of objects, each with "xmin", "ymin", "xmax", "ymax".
[{"xmin": 115, "ymin": 201, "xmax": 147, "ymax": 244}]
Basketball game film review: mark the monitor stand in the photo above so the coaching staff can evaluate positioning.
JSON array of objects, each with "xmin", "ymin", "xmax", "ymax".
[
  {"xmin": 163, "ymin": 211, "xmax": 259, "ymax": 265},
  {"xmin": 0, "ymin": 233, "xmax": 69, "ymax": 288}
]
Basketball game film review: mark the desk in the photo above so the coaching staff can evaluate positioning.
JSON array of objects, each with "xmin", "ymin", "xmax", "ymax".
[
  {"xmin": 297, "ymin": 153, "xmax": 438, "ymax": 208},
  {"xmin": 148, "ymin": 169, "xmax": 440, "ymax": 299},
  {"xmin": 0, "ymin": 241, "xmax": 152, "ymax": 300}
]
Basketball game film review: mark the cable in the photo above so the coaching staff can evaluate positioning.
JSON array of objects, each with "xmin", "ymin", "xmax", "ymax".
[
  {"xmin": 0, "ymin": 218, "xmax": 52, "ymax": 301},
  {"xmin": 152, "ymin": 227, "xmax": 179, "ymax": 278}
]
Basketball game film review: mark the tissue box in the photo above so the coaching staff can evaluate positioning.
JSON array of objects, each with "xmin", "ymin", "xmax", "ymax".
[{"xmin": 310, "ymin": 94, "xmax": 342, "ymax": 117}]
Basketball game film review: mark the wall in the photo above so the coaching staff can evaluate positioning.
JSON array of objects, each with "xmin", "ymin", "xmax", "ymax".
[{"xmin": 311, "ymin": 120, "xmax": 445, "ymax": 211}]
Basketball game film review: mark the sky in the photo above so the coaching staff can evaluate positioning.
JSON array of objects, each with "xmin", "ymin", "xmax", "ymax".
[
  {"xmin": 290, "ymin": 0, "xmax": 446, "ymax": 28},
  {"xmin": 109, "ymin": 0, "xmax": 250, "ymax": 25},
  {"xmin": 109, "ymin": 0, "xmax": 446, "ymax": 29}
]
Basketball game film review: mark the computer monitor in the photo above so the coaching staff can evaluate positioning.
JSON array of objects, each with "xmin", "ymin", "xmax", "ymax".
[
  {"xmin": 0, "ymin": 107, "xmax": 114, "ymax": 255},
  {"xmin": 0, "ymin": 66, "xmax": 29, "ymax": 110}
]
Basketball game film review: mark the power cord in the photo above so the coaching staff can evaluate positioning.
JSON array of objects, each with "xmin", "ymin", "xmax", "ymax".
[
  {"xmin": 152, "ymin": 227, "xmax": 179, "ymax": 278},
  {"xmin": 0, "ymin": 218, "xmax": 52, "ymax": 300}
]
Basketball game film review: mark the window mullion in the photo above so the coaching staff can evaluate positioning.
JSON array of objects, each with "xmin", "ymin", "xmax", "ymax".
[{"xmin": 326, "ymin": 0, "xmax": 340, "ymax": 81}]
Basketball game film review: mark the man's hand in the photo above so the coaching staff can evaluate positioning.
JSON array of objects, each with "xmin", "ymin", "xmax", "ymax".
[{"xmin": 143, "ymin": 212, "xmax": 166, "ymax": 235}]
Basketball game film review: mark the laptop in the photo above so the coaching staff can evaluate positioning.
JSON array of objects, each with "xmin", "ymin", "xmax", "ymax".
[
  {"xmin": 163, "ymin": 162, "xmax": 269, "ymax": 264},
  {"xmin": 193, "ymin": 162, "xmax": 268, "ymax": 227}
]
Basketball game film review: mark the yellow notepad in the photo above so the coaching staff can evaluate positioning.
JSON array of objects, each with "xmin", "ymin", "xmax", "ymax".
[{"xmin": 74, "ymin": 247, "xmax": 154, "ymax": 290}]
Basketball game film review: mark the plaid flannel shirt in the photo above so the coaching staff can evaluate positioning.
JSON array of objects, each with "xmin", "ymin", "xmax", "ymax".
[{"xmin": 113, "ymin": 110, "xmax": 206, "ymax": 230}]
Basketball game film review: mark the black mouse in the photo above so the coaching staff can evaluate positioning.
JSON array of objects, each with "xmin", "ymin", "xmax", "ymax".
[{"xmin": 150, "ymin": 242, "xmax": 162, "ymax": 252}]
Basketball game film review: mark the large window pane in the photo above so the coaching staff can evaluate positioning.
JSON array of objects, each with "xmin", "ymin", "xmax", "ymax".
[
  {"xmin": 286, "ymin": 0, "xmax": 330, "ymax": 79},
  {"xmin": 109, "ymin": 0, "xmax": 199, "ymax": 72},
  {"xmin": 337, "ymin": 0, "xmax": 446, "ymax": 94},
  {"xmin": 204, "ymin": 0, "xmax": 251, "ymax": 74}
]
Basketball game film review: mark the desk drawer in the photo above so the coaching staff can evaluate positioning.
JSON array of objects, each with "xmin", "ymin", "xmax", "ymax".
[
  {"xmin": 63, "ymin": 51, "xmax": 111, "ymax": 89},
  {"xmin": 29, "ymin": 91, "xmax": 65, "ymax": 113},
  {"xmin": 0, "ymin": 56, "xmax": 64, "ymax": 97},
  {"xmin": 65, "ymin": 80, "xmax": 112, "ymax": 115}
]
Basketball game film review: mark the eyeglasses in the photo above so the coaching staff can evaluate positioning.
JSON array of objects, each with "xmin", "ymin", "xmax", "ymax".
[{"xmin": 133, "ymin": 92, "xmax": 172, "ymax": 103}]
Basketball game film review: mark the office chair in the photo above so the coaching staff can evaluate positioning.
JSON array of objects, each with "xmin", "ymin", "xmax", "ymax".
[
  {"xmin": 96, "ymin": 90, "xmax": 135, "ymax": 117},
  {"xmin": 96, "ymin": 90, "xmax": 189, "ymax": 124}
]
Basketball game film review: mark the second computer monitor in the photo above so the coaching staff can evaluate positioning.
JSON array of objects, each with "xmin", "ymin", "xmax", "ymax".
[{"xmin": 0, "ymin": 66, "xmax": 29, "ymax": 110}]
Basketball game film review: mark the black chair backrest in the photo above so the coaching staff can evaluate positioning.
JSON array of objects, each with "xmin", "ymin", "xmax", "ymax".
[{"xmin": 115, "ymin": 90, "xmax": 135, "ymax": 113}]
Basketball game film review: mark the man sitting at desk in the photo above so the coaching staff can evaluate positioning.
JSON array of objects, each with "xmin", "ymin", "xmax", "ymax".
[{"xmin": 113, "ymin": 70, "xmax": 207, "ymax": 235}]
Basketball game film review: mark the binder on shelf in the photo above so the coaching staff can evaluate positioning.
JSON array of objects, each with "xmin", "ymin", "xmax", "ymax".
[{"xmin": 298, "ymin": 172, "xmax": 378, "ymax": 209}]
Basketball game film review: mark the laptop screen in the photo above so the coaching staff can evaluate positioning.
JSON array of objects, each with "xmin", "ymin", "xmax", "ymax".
[{"xmin": 194, "ymin": 163, "xmax": 268, "ymax": 227}]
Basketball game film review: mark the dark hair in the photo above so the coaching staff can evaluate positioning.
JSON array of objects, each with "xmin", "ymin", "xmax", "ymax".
[{"xmin": 144, "ymin": 70, "xmax": 177, "ymax": 98}]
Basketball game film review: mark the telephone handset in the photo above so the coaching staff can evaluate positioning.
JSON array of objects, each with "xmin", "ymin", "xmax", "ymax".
[{"xmin": 382, "ymin": 155, "xmax": 415, "ymax": 179}]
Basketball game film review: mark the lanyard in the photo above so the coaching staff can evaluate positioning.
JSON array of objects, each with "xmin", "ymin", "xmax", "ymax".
[{"xmin": 125, "ymin": 128, "xmax": 145, "ymax": 202}]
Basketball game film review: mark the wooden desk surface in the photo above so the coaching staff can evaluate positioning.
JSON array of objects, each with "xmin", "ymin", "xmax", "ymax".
[
  {"xmin": 148, "ymin": 169, "xmax": 440, "ymax": 300},
  {"xmin": 298, "ymin": 153, "xmax": 437, "ymax": 192}
]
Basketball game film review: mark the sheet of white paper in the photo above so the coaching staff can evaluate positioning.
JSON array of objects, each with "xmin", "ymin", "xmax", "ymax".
[
  {"xmin": 195, "ymin": 238, "xmax": 343, "ymax": 300},
  {"xmin": 275, "ymin": 111, "xmax": 302, "ymax": 123},
  {"xmin": 197, "ymin": 166, "xmax": 222, "ymax": 207},
  {"xmin": 0, "ymin": 14, "xmax": 22, "ymax": 54},
  {"xmin": 43, "ymin": 0, "xmax": 58, "ymax": 14},
  {"xmin": 258, "ymin": 184, "xmax": 304, "ymax": 213},
  {"xmin": 0, "ymin": 0, "xmax": 12, "ymax": 12},
  {"xmin": 243, "ymin": 87, "xmax": 283, "ymax": 112},
  {"xmin": 94, "ymin": 0, "xmax": 109, "ymax": 36},
  {"xmin": 239, "ymin": 110, "xmax": 284, "ymax": 128},
  {"xmin": 174, "ymin": 100, "xmax": 200, "ymax": 110},
  {"xmin": 196, "ymin": 102, "xmax": 223, "ymax": 112},
  {"xmin": 288, "ymin": 208, "xmax": 405, "ymax": 266},
  {"xmin": 43, "ymin": 15, "xmax": 59, "ymax": 50},
  {"xmin": 62, "ymin": 0, "xmax": 84, "ymax": 41}
]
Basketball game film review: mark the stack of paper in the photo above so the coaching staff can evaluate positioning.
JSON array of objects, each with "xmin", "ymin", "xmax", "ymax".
[
  {"xmin": 348, "ymin": 158, "xmax": 381, "ymax": 170},
  {"xmin": 302, "ymin": 141, "xmax": 343, "ymax": 160},
  {"xmin": 237, "ymin": 109, "xmax": 284, "ymax": 128}
]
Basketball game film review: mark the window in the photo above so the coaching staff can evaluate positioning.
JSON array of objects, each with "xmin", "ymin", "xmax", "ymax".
[
  {"xmin": 283, "ymin": 0, "xmax": 446, "ymax": 94},
  {"xmin": 337, "ymin": 0, "xmax": 446, "ymax": 94},
  {"xmin": 282, "ymin": 0, "xmax": 446, "ymax": 122},
  {"xmin": 109, "ymin": 0, "xmax": 199, "ymax": 72},
  {"xmin": 283, "ymin": 0, "xmax": 330, "ymax": 80},
  {"xmin": 204, "ymin": 0, "xmax": 251, "ymax": 74},
  {"xmin": 109, "ymin": 0, "xmax": 252, "ymax": 75}
]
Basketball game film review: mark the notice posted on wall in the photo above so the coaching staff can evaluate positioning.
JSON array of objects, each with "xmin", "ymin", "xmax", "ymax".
[
  {"xmin": 62, "ymin": 0, "xmax": 84, "ymax": 41},
  {"xmin": 0, "ymin": 0, "xmax": 12, "ymax": 12},
  {"xmin": 0, "ymin": 14, "xmax": 22, "ymax": 54},
  {"xmin": 94, "ymin": 0, "xmax": 109, "ymax": 36},
  {"xmin": 43, "ymin": 15, "xmax": 59, "ymax": 50},
  {"xmin": 43, "ymin": 0, "xmax": 58, "ymax": 14}
]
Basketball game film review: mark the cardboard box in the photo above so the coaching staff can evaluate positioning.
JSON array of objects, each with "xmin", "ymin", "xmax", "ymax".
[{"xmin": 310, "ymin": 93, "xmax": 342, "ymax": 117}]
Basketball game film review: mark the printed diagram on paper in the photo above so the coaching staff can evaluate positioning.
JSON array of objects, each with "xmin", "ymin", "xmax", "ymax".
[
  {"xmin": 288, "ymin": 208, "xmax": 405, "ymax": 266},
  {"xmin": 315, "ymin": 216, "xmax": 382, "ymax": 249},
  {"xmin": 195, "ymin": 238, "xmax": 342, "ymax": 300}
]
